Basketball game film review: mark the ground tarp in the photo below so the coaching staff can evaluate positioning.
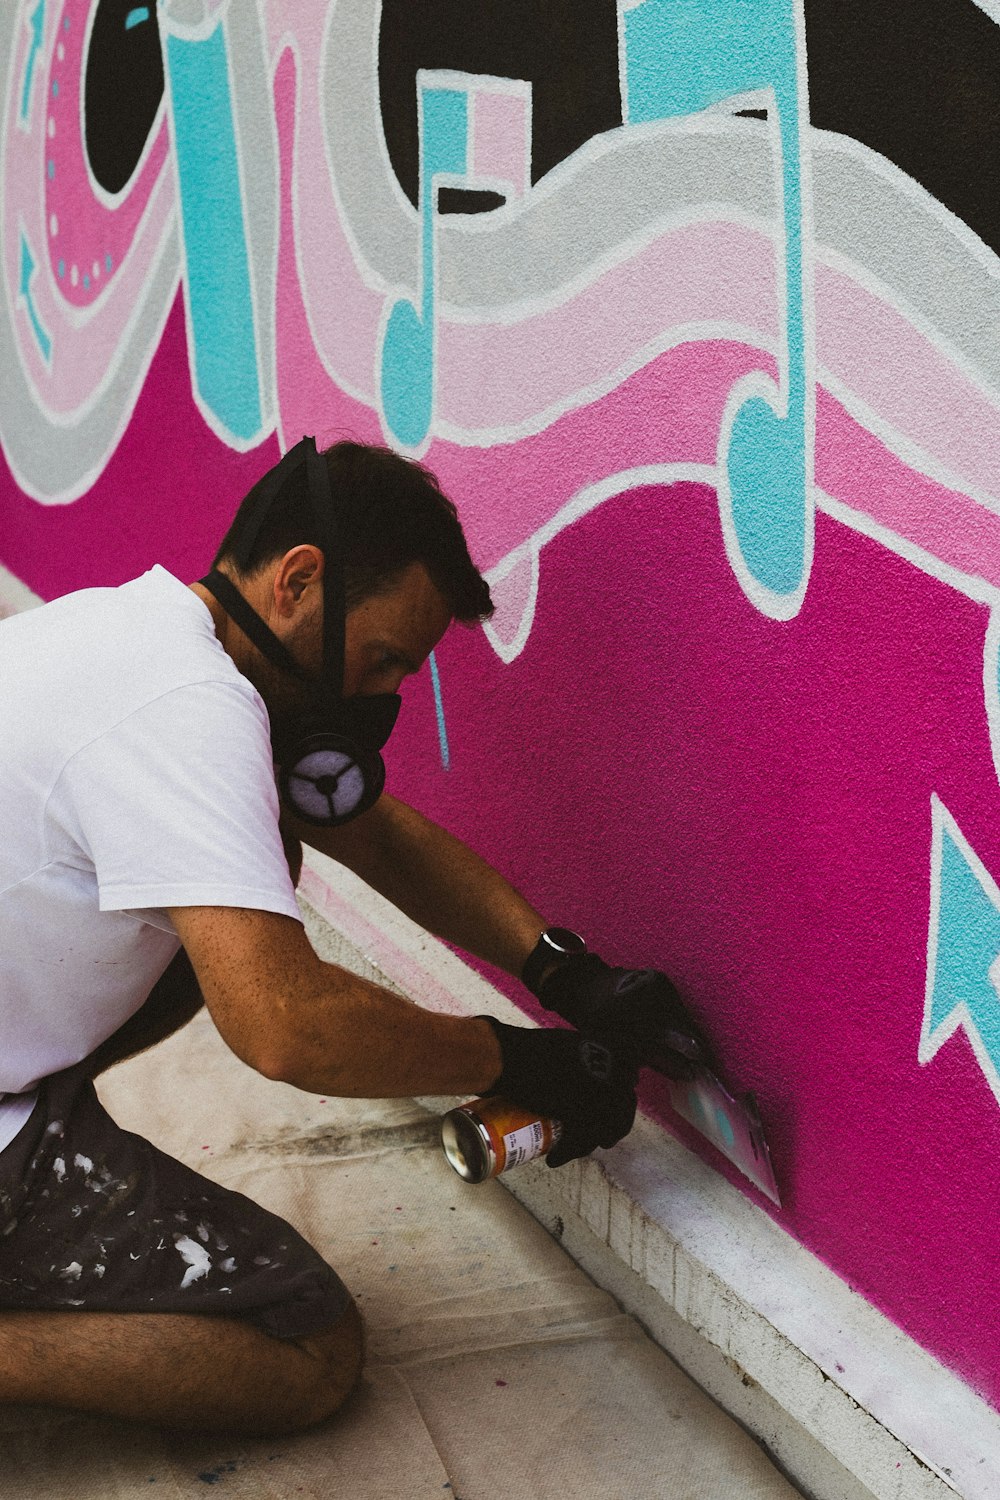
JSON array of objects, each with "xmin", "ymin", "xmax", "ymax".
[{"xmin": 0, "ymin": 1007, "xmax": 801, "ymax": 1499}]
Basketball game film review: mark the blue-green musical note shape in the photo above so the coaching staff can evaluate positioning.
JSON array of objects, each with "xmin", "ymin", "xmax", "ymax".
[
  {"xmin": 623, "ymin": 0, "xmax": 813, "ymax": 619},
  {"xmin": 922, "ymin": 795, "xmax": 1000, "ymax": 1106},
  {"xmin": 19, "ymin": 0, "xmax": 46, "ymax": 126},
  {"xmin": 379, "ymin": 80, "xmax": 470, "ymax": 452},
  {"xmin": 18, "ymin": 229, "xmax": 51, "ymax": 364}
]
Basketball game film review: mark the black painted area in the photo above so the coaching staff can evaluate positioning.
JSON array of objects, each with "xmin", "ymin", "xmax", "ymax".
[
  {"xmin": 376, "ymin": 0, "xmax": 1000, "ymax": 254},
  {"xmin": 803, "ymin": 0, "xmax": 1000, "ymax": 256},
  {"xmin": 84, "ymin": 1, "xmax": 164, "ymax": 196},
  {"xmin": 439, "ymin": 187, "xmax": 507, "ymax": 215},
  {"xmin": 377, "ymin": 0, "xmax": 622, "ymax": 213}
]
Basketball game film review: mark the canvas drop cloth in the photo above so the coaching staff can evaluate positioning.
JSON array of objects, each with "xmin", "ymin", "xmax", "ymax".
[{"xmin": 0, "ymin": 1006, "xmax": 801, "ymax": 1499}]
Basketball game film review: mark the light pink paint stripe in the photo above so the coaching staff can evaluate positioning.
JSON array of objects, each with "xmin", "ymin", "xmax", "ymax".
[
  {"xmin": 815, "ymin": 260, "xmax": 1000, "ymax": 505},
  {"xmin": 279, "ymin": 22, "xmax": 388, "ymax": 399},
  {"xmin": 437, "ymin": 220, "xmax": 775, "ymax": 431},
  {"xmin": 432, "ymin": 341, "xmax": 1000, "ymax": 594},
  {"xmin": 473, "ymin": 91, "xmax": 530, "ymax": 194},
  {"xmin": 298, "ymin": 865, "xmax": 472, "ymax": 1018},
  {"xmin": 428, "ymin": 340, "xmax": 753, "ymax": 564},
  {"xmin": 816, "ymin": 387, "xmax": 1000, "ymax": 589},
  {"xmin": 423, "ymin": 224, "xmax": 1000, "ymax": 514}
]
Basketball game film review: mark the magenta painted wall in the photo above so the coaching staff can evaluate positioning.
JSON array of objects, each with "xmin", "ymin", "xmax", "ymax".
[{"xmin": 4, "ymin": 0, "xmax": 1000, "ymax": 1408}]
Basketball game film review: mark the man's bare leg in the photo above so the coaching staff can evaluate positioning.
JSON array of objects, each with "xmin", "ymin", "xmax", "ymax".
[{"xmin": 0, "ymin": 1299, "xmax": 363, "ymax": 1435}]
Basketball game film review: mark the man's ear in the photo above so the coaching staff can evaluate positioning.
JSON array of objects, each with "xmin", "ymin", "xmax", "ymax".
[{"xmin": 273, "ymin": 545, "xmax": 324, "ymax": 613}]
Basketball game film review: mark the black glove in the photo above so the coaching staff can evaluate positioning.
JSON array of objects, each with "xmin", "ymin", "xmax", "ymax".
[
  {"xmin": 534, "ymin": 955, "xmax": 713, "ymax": 1080},
  {"xmin": 479, "ymin": 1015, "xmax": 639, "ymax": 1168}
]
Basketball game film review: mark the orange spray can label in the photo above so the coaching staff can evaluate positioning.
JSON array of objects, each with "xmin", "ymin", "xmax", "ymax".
[{"xmin": 441, "ymin": 1096, "xmax": 562, "ymax": 1182}]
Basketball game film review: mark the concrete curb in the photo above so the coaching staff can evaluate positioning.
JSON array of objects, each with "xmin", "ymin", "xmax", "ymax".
[{"xmin": 299, "ymin": 849, "xmax": 1000, "ymax": 1500}]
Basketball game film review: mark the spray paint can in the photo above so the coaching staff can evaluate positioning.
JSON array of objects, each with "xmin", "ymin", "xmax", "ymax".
[{"xmin": 441, "ymin": 1096, "xmax": 562, "ymax": 1183}]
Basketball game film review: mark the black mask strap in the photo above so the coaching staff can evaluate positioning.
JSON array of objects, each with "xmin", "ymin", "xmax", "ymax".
[
  {"xmin": 228, "ymin": 439, "xmax": 312, "ymax": 571},
  {"xmin": 303, "ymin": 438, "xmax": 347, "ymax": 701},
  {"xmin": 199, "ymin": 569, "xmax": 308, "ymax": 683},
  {"xmin": 205, "ymin": 436, "xmax": 348, "ymax": 698}
]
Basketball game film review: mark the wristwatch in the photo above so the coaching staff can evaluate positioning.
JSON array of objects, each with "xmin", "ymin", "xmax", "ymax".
[{"xmin": 522, "ymin": 926, "xmax": 587, "ymax": 996}]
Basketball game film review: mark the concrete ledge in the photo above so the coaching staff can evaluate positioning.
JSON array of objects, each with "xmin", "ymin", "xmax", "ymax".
[{"xmin": 299, "ymin": 849, "xmax": 1000, "ymax": 1500}]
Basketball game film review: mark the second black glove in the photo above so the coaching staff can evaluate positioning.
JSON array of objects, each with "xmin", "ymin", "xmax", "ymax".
[{"xmin": 534, "ymin": 955, "xmax": 713, "ymax": 1080}]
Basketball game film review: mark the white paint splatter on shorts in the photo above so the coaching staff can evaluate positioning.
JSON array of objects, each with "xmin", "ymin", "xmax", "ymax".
[{"xmin": 174, "ymin": 1234, "xmax": 212, "ymax": 1289}]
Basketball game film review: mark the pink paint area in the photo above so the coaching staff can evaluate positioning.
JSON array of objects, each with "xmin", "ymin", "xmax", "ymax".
[
  {"xmin": 272, "ymin": 46, "xmax": 385, "ymax": 452},
  {"xmin": 3, "ymin": 0, "xmax": 176, "ymax": 418},
  {"xmin": 274, "ymin": 166, "xmax": 1000, "ymax": 626},
  {"xmin": 816, "ymin": 389, "xmax": 1000, "ymax": 589},
  {"xmin": 436, "ymin": 219, "xmax": 776, "ymax": 435},
  {"xmin": 0, "ymin": 292, "xmax": 278, "ymax": 598},
  {"xmin": 43, "ymin": 0, "xmax": 170, "ymax": 308},
  {"xmin": 432, "ymin": 222, "xmax": 1000, "ymax": 525},
  {"xmin": 277, "ymin": 138, "xmax": 1000, "ymax": 591},
  {"xmin": 472, "ymin": 89, "xmax": 530, "ymax": 197},
  {"xmin": 274, "ymin": 40, "xmax": 390, "ymax": 407},
  {"xmin": 419, "ymin": 342, "xmax": 1000, "ymax": 614},
  {"xmin": 385, "ymin": 479, "xmax": 1000, "ymax": 1407}
]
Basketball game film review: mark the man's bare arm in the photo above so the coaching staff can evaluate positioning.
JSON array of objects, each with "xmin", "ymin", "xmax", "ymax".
[
  {"xmin": 285, "ymin": 795, "xmax": 547, "ymax": 977},
  {"xmin": 168, "ymin": 904, "xmax": 502, "ymax": 1097}
]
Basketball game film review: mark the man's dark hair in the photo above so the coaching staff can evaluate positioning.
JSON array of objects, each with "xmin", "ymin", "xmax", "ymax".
[{"xmin": 214, "ymin": 441, "xmax": 493, "ymax": 622}]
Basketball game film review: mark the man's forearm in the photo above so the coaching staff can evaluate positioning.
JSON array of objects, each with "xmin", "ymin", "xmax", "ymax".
[
  {"xmin": 269, "ymin": 964, "xmax": 503, "ymax": 1098},
  {"xmin": 292, "ymin": 795, "xmax": 547, "ymax": 978}
]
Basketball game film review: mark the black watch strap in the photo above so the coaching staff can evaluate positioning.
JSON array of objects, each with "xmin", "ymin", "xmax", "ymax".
[{"xmin": 522, "ymin": 927, "xmax": 587, "ymax": 997}]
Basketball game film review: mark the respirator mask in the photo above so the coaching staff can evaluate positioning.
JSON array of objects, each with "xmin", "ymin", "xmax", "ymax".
[{"xmin": 200, "ymin": 437, "xmax": 401, "ymax": 826}]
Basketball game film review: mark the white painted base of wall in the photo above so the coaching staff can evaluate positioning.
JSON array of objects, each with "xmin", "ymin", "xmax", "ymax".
[
  {"xmin": 299, "ymin": 850, "xmax": 1000, "ymax": 1500},
  {"xmin": 0, "ymin": 562, "xmax": 42, "ymax": 618}
]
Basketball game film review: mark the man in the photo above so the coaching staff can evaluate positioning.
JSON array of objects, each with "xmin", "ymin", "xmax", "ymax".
[{"xmin": 0, "ymin": 439, "xmax": 706, "ymax": 1436}]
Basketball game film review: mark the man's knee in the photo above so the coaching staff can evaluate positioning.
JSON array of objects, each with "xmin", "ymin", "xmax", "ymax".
[{"xmin": 288, "ymin": 1298, "xmax": 365, "ymax": 1430}]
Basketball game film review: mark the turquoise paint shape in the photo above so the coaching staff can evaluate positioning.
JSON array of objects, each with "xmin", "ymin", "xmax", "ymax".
[
  {"xmin": 20, "ymin": 0, "xmax": 45, "ymax": 123},
  {"xmin": 379, "ymin": 86, "xmax": 469, "ymax": 448},
  {"xmin": 927, "ymin": 807, "xmax": 1000, "ymax": 1082},
  {"xmin": 714, "ymin": 1105, "xmax": 736, "ymax": 1151},
  {"xmin": 125, "ymin": 7, "xmax": 151, "ymax": 30},
  {"xmin": 18, "ymin": 230, "xmax": 51, "ymax": 362},
  {"xmin": 428, "ymin": 650, "xmax": 450, "ymax": 769},
  {"xmin": 164, "ymin": 20, "xmax": 262, "ymax": 442},
  {"xmin": 684, "ymin": 1084, "xmax": 734, "ymax": 1152},
  {"xmin": 624, "ymin": 0, "xmax": 809, "ymax": 604}
]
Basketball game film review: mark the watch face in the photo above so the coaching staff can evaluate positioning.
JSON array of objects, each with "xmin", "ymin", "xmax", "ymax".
[{"xmin": 543, "ymin": 927, "xmax": 587, "ymax": 958}]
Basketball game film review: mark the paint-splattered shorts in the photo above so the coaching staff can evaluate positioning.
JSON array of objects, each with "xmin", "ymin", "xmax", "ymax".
[{"xmin": 0, "ymin": 1060, "xmax": 352, "ymax": 1340}]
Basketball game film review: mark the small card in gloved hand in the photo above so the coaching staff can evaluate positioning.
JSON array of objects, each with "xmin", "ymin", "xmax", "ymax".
[{"xmin": 666, "ymin": 1069, "xmax": 781, "ymax": 1206}]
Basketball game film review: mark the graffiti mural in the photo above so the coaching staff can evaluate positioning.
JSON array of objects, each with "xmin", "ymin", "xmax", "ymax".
[{"xmin": 4, "ymin": 0, "xmax": 1000, "ymax": 1407}]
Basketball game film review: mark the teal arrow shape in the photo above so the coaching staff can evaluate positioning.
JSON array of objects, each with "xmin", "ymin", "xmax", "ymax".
[
  {"xmin": 20, "ymin": 0, "xmax": 46, "ymax": 124},
  {"xmin": 922, "ymin": 795, "xmax": 1000, "ymax": 1105},
  {"xmin": 18, "ymin": 229, "xmax": 52, "ymax": 363}
]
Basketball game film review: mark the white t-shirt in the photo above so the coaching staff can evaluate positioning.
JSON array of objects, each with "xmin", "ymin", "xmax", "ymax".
[{"xmin": 0, "ymin": 566, "xmax": 302, "ymax": 1150}]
